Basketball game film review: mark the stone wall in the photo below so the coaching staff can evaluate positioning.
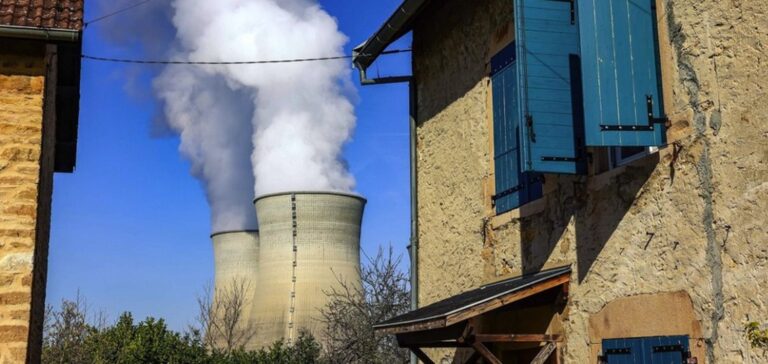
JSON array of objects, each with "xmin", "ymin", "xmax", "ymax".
[
  {"xmin": 411, "ymin": 0, "xmax": 767, "ymax": 362},
  {"xmin": 0, "ymin": 40, "xmax": 55, "ymax": 363}
]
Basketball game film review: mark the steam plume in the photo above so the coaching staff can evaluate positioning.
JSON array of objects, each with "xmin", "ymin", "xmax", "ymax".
[{"xmin": 154, "ymin": 0, "xmax": 357, "ymax": 232}]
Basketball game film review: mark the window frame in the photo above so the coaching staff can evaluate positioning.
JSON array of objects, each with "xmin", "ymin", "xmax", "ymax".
[{"xmin": 609, "ymin": 146, "xmax": 660, "ymax": 168}]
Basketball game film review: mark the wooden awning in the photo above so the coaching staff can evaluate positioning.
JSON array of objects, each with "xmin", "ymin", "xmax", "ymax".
[{"xmin": 374, "ymin": 266, "xmax": 571, "ymax": 364}]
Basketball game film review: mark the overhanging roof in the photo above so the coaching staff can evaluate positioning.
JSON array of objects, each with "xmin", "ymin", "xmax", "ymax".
[
  {"xmin": 374, "ymin": 266, "xmax": 571, "ymax": 334},
  {"xmin": 352, "ymin": 0, "xmax": 432, "ymax": 71}
]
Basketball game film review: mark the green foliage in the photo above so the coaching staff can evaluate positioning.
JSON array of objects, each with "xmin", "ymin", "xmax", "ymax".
[
  {"xmin": 87, "ymin": 313, "xmax": 209, "ymax": 364},
  {"xmin": 746, "ymin": 322, "xmax": 768, "ymax": 349},
  {"xmin": 41, "ymin": 297, "xmax": 98, "ymax": 364},
  {"xmin": 42, "ymin": 299, "xmax": 323, "ymax": 364}
]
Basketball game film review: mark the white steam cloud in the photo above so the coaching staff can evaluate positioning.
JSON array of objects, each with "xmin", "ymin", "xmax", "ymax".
[{"xmin": 154, "ymin": 0, "xmax": 357, "ymax": 232}]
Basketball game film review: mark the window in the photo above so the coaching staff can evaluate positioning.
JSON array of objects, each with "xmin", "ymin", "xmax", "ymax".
[
  {"xmin": 610, "ymin": 146, "xmax": 660, "ymax": 168},
  {"xmin": 490, "ymin": 0, "xmax": 667, "ymax": 212},
  {"xmin": 578, "ymin": 0, "xmax": 667, "ymax": 147},
  {"xmin": 491, "ymin": 42, "xmax": 543, "ymax": 214},
  {"xmin": 600, "ymin": 335, "xmax": 691, "ymax": 363}
]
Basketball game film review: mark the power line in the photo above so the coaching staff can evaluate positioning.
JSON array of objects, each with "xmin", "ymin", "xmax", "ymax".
[
  {"xmin": 84, "ymin": 0, "xmax": 156, "ymax": 27},
  {"xmin": 81, "ymin": 49, "xmax": 411, "ymax": 65}
]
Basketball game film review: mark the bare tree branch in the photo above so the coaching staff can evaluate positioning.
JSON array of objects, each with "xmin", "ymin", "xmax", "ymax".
[
  {"xmin": 320, "ymin": 245, "xmax": 410, "ymax": 364},
  {"xmin": 195, "ymin": 277, "xmax": 257, "ymax": 354}
]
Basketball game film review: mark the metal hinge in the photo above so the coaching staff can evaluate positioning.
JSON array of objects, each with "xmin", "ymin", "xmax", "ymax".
[
  {"xmin": 600, "ymin": 95, "xmax": 669, "ymax": 131},
  {"xmin": 653, "ymin": 344, "xmax": 684, "ymax": 353},
  {"xmin": 526, "ymin": 114, "xmax": 536, "ymax": 142},
  {"xmin": 541, "ymin": 156, "xmax": 579, "ymax": 162},
  {"xmin": 492, "ymin": 185, "xmax": 522, "ymax": 201},
  {"xmin": 605, "ymin": 348, "xmax": 631, "ymax": 355}
]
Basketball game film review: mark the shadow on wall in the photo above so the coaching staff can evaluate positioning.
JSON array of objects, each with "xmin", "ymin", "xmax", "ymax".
[
  {"xmin": 519, "ymin": 155, "xmax": 658, "ymax": 282},
  {"xmin": 413, "ymin": 0, "xmax": 501, "ymax": 126}
]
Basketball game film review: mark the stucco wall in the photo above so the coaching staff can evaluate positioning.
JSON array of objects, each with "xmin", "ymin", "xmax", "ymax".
[
  {"xmin": 0, "ymin": 40, "xmax": 55, "ymax": 363},
  {"xmin": 411, "ymin": 0, "xmax": 767, "ymax": 363}
]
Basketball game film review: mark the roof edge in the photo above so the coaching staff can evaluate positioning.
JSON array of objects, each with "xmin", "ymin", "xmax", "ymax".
[
  {"xmin": 352, "ymin": 0, "xmax": 430, "ymax": 71},
  {"xmin": 0, "ymin": 25, "xmax": 80, "ymax": 42},
  {"xmin": 373, "ymin": 266, "xmax": 572, "ymax": 333}
]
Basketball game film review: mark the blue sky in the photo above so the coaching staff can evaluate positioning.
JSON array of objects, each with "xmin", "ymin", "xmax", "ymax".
[{"xmin": 46, "ymin": 0, "xmax": 412, "ymax": 331}]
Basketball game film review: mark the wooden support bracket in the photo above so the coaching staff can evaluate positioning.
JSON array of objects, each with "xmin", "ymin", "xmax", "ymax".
[
  {"xmin": 463, "ymin": 351, "xmax": 481, "ymax": 364},
  {"xmin": 409, "ymin": 347, "xmax": 435, "ymax": 364},
  {"xmin": 474, "ymin": 334, "xmax": 562, "ymax": 343},
  {"xmin": 471, "ymin": 341, "xmax": 502, "ymax": 364},
  {"xmin": 531, "ymin": 342, "xmax": 556, "ymax": 364}
]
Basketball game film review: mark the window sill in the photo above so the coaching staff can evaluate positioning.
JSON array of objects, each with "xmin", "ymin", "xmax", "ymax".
[{"xmin": 490, "ymin": 196, "xmax": 548, "ymax": 229}]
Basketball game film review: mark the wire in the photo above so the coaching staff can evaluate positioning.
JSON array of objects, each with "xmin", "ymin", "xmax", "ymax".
[
  {"xmin": 81, "ymin": 49, "xmax": 411, "ymax": 65},
  {"xmin": 84, "ymin": 0, "xmax": 156, "ymax": 27}
]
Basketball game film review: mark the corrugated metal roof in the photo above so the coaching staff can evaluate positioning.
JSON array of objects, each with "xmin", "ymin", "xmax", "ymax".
[
  {"xmin": 352, "ymin": 0, "xmax": 430, "ymax": 71},
  {"xmin": 374, "ymin": 265, "xmax": 571, "ymax": 331}
]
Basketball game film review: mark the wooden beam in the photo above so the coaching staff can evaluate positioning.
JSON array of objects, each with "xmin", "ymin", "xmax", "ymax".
[
  {"xmin": 446, "ymin": 273, "xmax": 570, "ymax": 326},
  {"xmin": 378, "ymin": 272, "xmax": 571, "ymax": 335},
  {"xmin": 474, "ymin": 334, "xmax": 562, "ymax": 343},
  {"xmin": 531, "ymin": 342, "xmax": 556, "ymax": 364},
  {"xmin": 409, "ymin": 347, "xmax": 435, "ymax": 364},
  {"xmin": 463, "ymin": 351, "xmax": 481, "ymax": 364},
  {"xmin": 403, "ymin": 342, "xmax": 470, "ymax": 348},
  {"xmin": 471, "ymin": 342, "xmax": 502, "ymax": 364},
  {"xmin": 376, "ymin": 317, "xmax": 447, "ymax": 334}
]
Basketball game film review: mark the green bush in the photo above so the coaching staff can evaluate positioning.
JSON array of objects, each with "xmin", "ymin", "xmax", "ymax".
[{"xmin": 42, "ymin": 298, "xmax": 323, "ymax": 364}]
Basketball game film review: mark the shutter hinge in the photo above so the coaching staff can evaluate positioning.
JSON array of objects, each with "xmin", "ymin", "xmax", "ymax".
[
  {"xmin": 569, "ymin": 0, "xmax": 575, "ymax": 24},
  {"xmin": 526, "ymin": 114, "xmax": 536, "ymax": 142},
  {"xmin": 652, "ymin": 344, "xmax": 684, "ymax": 353},
  {"xmin": 492, "ymin": 185, "xmax": 522, "ymax": 201},
  {"xmin": 541, "ymin": 156, "xmax": 578, "ymax": 162},
  {"xmin": 646, "ymin": 94, "xmax": 670, "ymax": 126},
  {"xmin": 599, "ymin": 95, "xmax": 670, "ymax": 131},
  {"xmin": 605, "ymin": 348, "xmax": 631, "ymax": 355}
]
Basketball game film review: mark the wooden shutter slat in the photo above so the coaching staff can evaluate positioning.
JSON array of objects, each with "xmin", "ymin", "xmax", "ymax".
[{"xmin": 579, "ymin": 0, "xmax": 666, "ymax": 147}]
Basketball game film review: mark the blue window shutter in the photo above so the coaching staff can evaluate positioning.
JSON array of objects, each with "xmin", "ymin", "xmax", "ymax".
[
  {"xmin": 602, "ymin": 336, "xmax": 689, "ymax": 363},
  {"xmin": 514, "ymin": 0, "xmax": 585, "ymax": 174},
  {"xmin": 579, "ymin": 0, "xmax": 667, "ymax": 147},
  {"xmin": 491, "ymin": 43, "xmax": 543, "ymax": 214}
]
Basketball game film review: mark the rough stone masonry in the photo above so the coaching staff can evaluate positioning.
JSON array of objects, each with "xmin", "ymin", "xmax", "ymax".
[
  {"xmin": 410, "ymin": 0, "xmax": 767, "ymax": 362},
  {"xmin": 0, "ymin": 41, "xmax": 56, "ymax": 363}
]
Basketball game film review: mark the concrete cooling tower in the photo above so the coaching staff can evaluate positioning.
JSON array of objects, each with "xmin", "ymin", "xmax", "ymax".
[
  {"xmin": 210, "ymin": 230, "xmax": 259, "ymax": 348},
  {"xmin": 251, "ymin": 192, "xmax": 365, "ymax": 348}
]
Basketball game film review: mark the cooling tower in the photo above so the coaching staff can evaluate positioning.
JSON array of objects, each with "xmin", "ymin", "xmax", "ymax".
[
  {"xmin": 251, "ymin": 192, "xmax": 365, "ymax": 347},
  {"xmin": 210, "ymin": 230, "xmax": 260, "ymax": 349}
]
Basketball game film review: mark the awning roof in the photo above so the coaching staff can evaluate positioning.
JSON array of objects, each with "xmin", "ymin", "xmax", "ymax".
[
  {"xmin": 352, "ymin": 0, "xmax": 432, "ymax": 71},
  {"xmin": 374, "ymin": 266, "xmax": 571, "ymax": 334}
]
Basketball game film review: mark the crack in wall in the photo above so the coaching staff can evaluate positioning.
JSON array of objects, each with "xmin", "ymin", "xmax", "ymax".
[{"xmin": 665, "ymin": 2, "xmax": 724, "ymax": 362}]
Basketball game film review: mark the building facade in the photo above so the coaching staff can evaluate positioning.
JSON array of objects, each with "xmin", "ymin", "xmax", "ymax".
[
  {"xmin": 0, "ymin": 1, "xmax": 83, "ymax": 362},
  {"xmin": 356, "ymin": 0, "xmax": 767, "ymax": 363}
]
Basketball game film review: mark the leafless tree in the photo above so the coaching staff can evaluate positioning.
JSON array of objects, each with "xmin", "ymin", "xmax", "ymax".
[
  {"xmin": 320, "ymin": 246, "xmax": 411, "ymax": 364},
  {"xmin": 42, "ymin": 292, "xmax": 101, "ymax": 364},
  {"xmin": 195, "ymin": 277, "xmax": 257, "ymax": 353}
]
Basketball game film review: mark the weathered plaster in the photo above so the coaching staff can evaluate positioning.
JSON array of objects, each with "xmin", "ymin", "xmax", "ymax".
[{"xmin": 410, "ymin": 0, "xmax": 768, "ymax": 362}]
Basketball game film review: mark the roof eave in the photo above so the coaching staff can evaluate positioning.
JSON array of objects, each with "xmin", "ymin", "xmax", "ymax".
[
  {"xmin": 352, "ymin": 0, "xmax": 430, "ymax": 71},
  {"xmin": 374, "ymin": 267, "xmax": 572, "ymax": 335},
  {"xmin": 0, "ymin": 24, "xmax": 80, "ymax": 42}
]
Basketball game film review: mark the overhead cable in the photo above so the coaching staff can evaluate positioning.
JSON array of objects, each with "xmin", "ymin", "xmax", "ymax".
[
  {"xmin": 81, "ymin": 49, "xmax": 411, "ymax": 65},
  {"xmin": 84, "ymin": 0, "xmax": 157, "ymax": 27}
]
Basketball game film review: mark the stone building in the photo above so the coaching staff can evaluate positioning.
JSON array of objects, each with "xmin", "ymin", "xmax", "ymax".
[
  {"xmin": 354, "ymin": 0, "xmax": 767, "ymax": 363},
  {"xmin": 0, "ymin": 1, "xmax": 83, "ymax": 362}
]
